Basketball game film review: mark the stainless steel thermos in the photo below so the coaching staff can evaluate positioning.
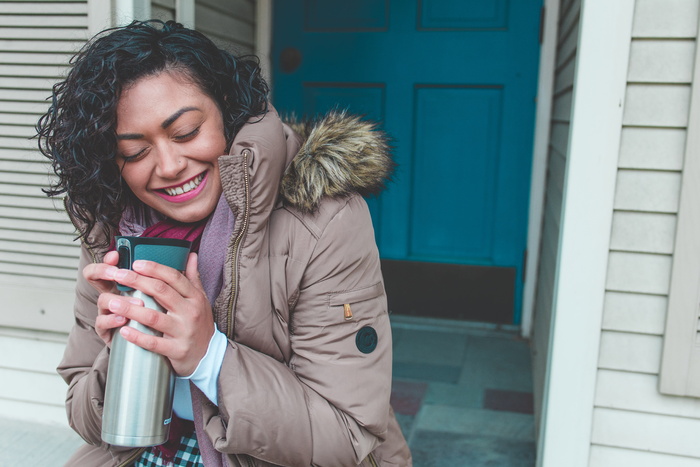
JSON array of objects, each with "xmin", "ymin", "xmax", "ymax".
[{"xmin": 101, "ymin": 236, "xmax": 192, "ymax": 447}]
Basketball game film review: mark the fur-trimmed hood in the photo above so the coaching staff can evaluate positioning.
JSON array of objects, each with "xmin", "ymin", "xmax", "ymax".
[{"xmin": 280, "ymin": 111, "xmax": 395, "ymax": 213}]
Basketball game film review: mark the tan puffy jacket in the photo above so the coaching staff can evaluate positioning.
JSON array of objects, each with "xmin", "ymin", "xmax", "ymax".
[{"xmin": 57, "ymin": 107, "xmax": 412, "ymax": 466}]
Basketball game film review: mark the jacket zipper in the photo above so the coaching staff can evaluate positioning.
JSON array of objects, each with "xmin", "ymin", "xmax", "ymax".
[
  {"xmin": 367, "ymin": 452, "xmax": 379, "ymax": 467},
  {"xmin": 117, "ymin": 447, "xmax": 147, "ymax": 467},
  {"xmin": 226, "ymin": 148, "xmax": 252, "ymax": 337},
  {"xmin": 77, "ymin": 150, "xmax": 249, "ymax": 465}
]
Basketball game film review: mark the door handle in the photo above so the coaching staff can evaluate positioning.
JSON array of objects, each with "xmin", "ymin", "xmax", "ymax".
[{"xmin": 279, "ymin": 47, "xmax": 302, "ymax": 73}]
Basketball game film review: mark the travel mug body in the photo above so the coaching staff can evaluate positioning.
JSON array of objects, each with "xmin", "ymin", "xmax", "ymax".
[{"xmin": 101, "ymin": 236, "xmax": 192, "ymax": 447}]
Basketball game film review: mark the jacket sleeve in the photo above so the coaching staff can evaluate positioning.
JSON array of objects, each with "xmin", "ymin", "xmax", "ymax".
[
  {"xmin": 56, "ymin": 244, "xmax": 112, "ymax": 446},
  {"xmin": 208, "ymin": 195, "xmax": 392, "ymax": 466}
]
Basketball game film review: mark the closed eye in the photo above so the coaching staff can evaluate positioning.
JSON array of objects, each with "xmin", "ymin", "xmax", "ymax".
[
  {"xmin": 173, "ymin": 127, "xmax": 200, "ymax": 142},
  {"xmin": 120, "ymin": 147, "xmax": 148, "ymax": 162}
]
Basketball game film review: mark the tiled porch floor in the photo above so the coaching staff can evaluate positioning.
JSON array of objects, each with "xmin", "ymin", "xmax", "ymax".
[
  {"xmin": 390, "ymin": 315, "xmax": 537, "ymax": 466},
  {"xmin": 0, "ymin": 316, "xmax": 536, "ymax": 466}
]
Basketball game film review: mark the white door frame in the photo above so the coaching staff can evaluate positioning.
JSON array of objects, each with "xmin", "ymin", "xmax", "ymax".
[
  {"xmin": 521, "ymin": 0, "xmax": 560, "ymax": 338},
  {"xmin": 537, "ymin": 1, "xmax": 634, "ymax": 465}
]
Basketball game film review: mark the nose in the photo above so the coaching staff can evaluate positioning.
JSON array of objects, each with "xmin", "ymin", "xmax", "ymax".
[{"xmin": 154, "ymin": 144, "xmax": 186, "ymax": 179}]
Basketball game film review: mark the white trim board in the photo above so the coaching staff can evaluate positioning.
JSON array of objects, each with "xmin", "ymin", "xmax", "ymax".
[
  {"xmin": 176, "ymin": 0, "xmax": 195, "ymax": 28},
  {"xmin": 88, "ymin": 0, "xmax": 112, "ymax": 35},
  {"xmin": 537, "ymin": 1, "xmax": 635, "ymax": 466},
  {"xmin": 114, "ymin": 0, "xmax": 151, "ymax": 25},
  {"xmin": 521, "ymin": 0, "xmax": 560, "ymax": 338},
  {"xmin": 255, "ymin": 0, "xmax": 272, "ymax": 86}
]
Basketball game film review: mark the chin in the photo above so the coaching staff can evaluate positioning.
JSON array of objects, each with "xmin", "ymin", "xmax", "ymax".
[
  {"xmin": 168, "ymin": 211, "xmax": 209, "ymax": 224},
  {"xmin": 170, "ymin": 202, "xmax": 219, "ymax": 223}
]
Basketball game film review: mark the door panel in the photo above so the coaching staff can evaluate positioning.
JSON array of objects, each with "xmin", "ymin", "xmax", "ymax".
[
  {"xmin": 302, "ymin": 84, "xmax": 385, "ymax": 122},
  {"xmin": 410, "ymin": 86, "xmax": 501, "ymax": 261},
  {"xmin": 305, "ymin": 0, "xmax": 389, "ymax": 31},
  {"xmin": 272, "ymin": 0, "xmax": 542, "ymax": 324},
  {"xmin": 419, "ymin": 0, "xmax": 509, "ymax": 30}
]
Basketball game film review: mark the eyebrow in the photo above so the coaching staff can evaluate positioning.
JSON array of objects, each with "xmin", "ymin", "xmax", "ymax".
[
  {"xmin": 116, "ymin": 106, "xmax": 201, "ymax": 140},
  {"xmin": 161, "ymin": 106, "xmax": 199, "ymax": 129}
]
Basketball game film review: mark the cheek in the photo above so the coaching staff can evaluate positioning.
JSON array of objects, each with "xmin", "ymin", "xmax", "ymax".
[
  {"xmin": 198, "ymin": 137, "xmax": 227, "ymax": 164},
  {"xmin": 119, "ymin": 165, "xmax": 147, "ymax": 193},
  {"xmin": 207, "ymin": 123, "xmax": 228, "ymax": 155},
  {"xmin": 212, "ymin": 132, "xmax": 228, "ymax": 155}
]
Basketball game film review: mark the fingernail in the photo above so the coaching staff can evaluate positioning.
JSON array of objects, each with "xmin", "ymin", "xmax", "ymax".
[
  {"xmin": 115, "ymin": 315, "xmax": 126, "ymax": 323},
  {"xmin": 105, "ymin": 267, "xmax": 117, "ymax": 279},
  {"xmin": 109, "ymin": 299, "xmax": 123, "ymax": 311},
  {"xmin": 128, "ymin": 298, "xmax": 142, "ymax": 305},
  {"xmin": 120, "ymin": 327, "xmax": 132, "ymax": 339},
  {"xmin": 132, "ymin": 260, "xmax": 146, "ymax": 271}
]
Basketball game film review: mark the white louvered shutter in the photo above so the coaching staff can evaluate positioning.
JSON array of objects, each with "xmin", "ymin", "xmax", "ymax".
[{"xmin": 0, "ymin": 1, "xmax": 90, "ymax": 332}]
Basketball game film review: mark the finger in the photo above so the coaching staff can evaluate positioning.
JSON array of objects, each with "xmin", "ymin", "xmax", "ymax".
[
  {"xmin": 97, "ymin": 292, "xmax": 143, "ymax": 316},
  {"xmin": 95, "ymin": 312, "xmax": 127, "ymax": 335},
  {"xmin": 83, "ymin": 262, "xmax": 120, "ymax": 294},
  {"xmin": 119, "ymin": 324, "xmax": 202, "ymax": 375},
  {"xmin": 119, "ymin": 325, "xmax": 176, "ymax": 358},
  {"xmin": 94, "ymin": 309, "xmax": 128, "ymax": 347},
  {"xmin": 119, "ymin": 259, "xmax": 196, "ymax": 302},
  {"xmin": 107, "ymin": 298, "xmax": 173, "ymax": 335},
  {"xmin": 112, "ymin": 267, "xmax": 183, "ymax": 312},
  {"xmin": 184, "ymin": 253, "xmax": 205, "ymax": 292}
]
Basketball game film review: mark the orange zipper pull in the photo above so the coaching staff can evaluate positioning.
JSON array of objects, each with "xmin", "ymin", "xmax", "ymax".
[{"xmin": 343, "ymin": 303, "xmax": 353, "ymax": 320}]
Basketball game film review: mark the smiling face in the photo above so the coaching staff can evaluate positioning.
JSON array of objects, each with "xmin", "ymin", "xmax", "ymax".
[{"xmin": 115, "ymin": 71, "xmax": 227, "ymax": 223}]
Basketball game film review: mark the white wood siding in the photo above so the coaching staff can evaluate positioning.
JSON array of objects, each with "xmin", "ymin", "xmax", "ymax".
[
  {"xmin": 531, "ymin": 0, "xmax": 579, "ymax": 433},
  {"xmin": 195, "ymin": 0, "xmax": 255, "ymax": 55},
  {"xmin": 591, "ymin": 0, "xmax": 700, "ymax": 464},
  {"xmin": 0, "ymin": 328, "xmax": 70, "ymax": 424},
  {"xmin": 590, "ymin": 445, "xmax": 700, "ymax": 467}
]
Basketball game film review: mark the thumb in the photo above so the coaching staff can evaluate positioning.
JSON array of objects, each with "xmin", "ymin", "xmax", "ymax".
[{"xmin": 184, "ymin": 252, "xmax": 205, "ymax": 291}]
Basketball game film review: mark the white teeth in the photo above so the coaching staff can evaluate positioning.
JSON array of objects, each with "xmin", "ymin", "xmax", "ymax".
[{"xmin": 164, "ymin": 173, "xmax": 204, "ymax": 196}]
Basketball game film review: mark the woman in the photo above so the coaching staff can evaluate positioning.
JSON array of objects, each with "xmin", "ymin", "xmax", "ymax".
[{"xmin": 38, "ymin": 20, "xmax": 411, "ymax": 467}]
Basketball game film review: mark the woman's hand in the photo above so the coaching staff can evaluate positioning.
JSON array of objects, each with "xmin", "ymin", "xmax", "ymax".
[
  {"xmin": 83, "ymin": 250, "xmax": 142, "ymax": 347},
  {"xmin": 87, "ymin": 252, "xmax": 215, "ymax": 376}
]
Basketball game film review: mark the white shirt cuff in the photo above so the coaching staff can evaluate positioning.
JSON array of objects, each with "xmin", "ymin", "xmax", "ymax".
[{"xmin": 177, "ymin": 326, "xmax": 227, "ymax": 406}]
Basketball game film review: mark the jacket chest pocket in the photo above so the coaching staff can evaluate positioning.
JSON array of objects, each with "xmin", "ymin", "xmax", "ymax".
[
  {"xmin": 290, "ymin": 281, "xmax": 388, "ymax": 360},
  {"xmin": 327, "ymin": 281, "xmax": 386, "ymax": 326}
]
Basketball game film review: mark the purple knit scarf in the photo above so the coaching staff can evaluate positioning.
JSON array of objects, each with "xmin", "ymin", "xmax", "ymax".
[{"xmin": 117, "ymin": 195, "xmax": 234, "ymax": 466}]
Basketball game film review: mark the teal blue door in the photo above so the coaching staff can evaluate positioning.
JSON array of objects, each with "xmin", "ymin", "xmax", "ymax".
[{"xmin": 272, "ymin": 0, "xmax": 542, "ymax": 324}]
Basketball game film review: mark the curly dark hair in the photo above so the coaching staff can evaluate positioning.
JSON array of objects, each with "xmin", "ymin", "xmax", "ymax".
[{"xmin": 36, "ymin": 20, "xmax": 269, "ymax": 249}]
